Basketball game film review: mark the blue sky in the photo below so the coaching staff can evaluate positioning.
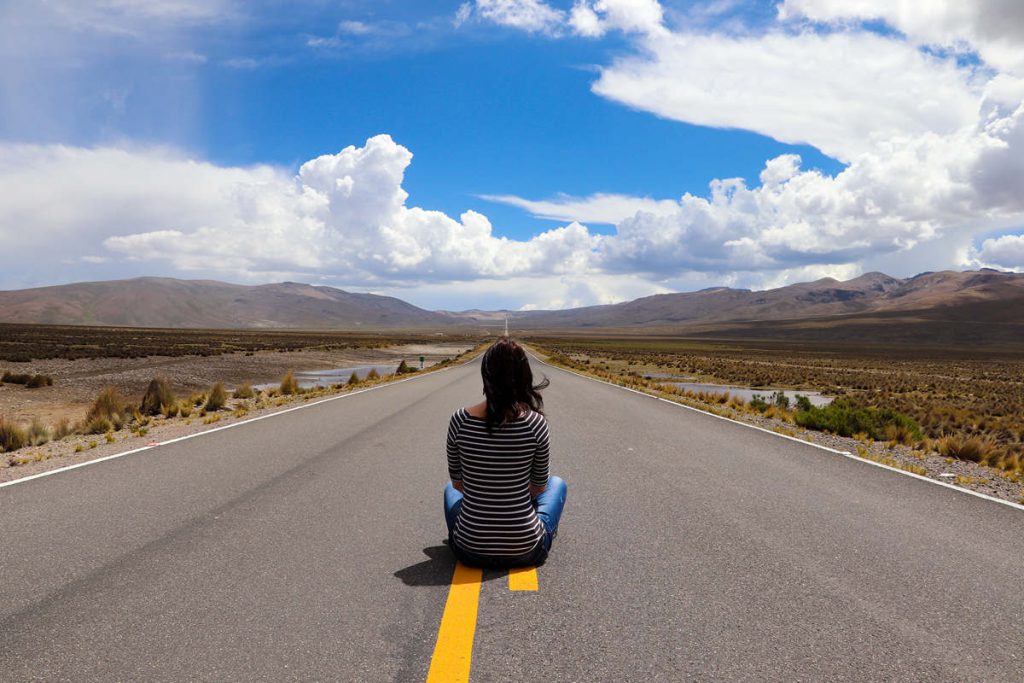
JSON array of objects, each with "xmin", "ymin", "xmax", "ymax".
[{"xmin": 1, "ymin": 1, "xmax": 1022, "ymax": 310}]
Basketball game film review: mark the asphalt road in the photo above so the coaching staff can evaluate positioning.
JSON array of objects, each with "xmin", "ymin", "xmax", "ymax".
[{"xmin": 1, "ymin": 356, "xmax": 1022, "ymax": 681}]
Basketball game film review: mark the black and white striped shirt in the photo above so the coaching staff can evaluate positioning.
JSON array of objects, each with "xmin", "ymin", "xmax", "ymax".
[{"xmin": 446, "ymin": 408, "xmax": 550, "ymax": 557}]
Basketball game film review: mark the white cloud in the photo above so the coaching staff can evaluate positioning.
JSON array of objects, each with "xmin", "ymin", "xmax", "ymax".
[
  {"xmin": 569, "ymin": 0, "xmax": 666, "ymax": 38},
  {"xmin": 778, "ymin": 0, "xmax": 1024, "ymax": 76},
  {"xmin": 466, "ymin": 0, "xmax": 566, "ymax": 35},
  {"xmin": 479, "ymin": 192, "xmax": 681, "ymax": 224},
  {"xmin": 975, "ymin": 234, "xmax": 1024, "ymax": 270},
  {"xmin": 592, "ymin": 29, "xmax": 982, "ymax": 163}
]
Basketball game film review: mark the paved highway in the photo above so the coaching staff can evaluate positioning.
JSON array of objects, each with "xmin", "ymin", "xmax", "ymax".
[{"xmin": 1, "ymin": 357, "xmax": 1022, "ymax": 681}]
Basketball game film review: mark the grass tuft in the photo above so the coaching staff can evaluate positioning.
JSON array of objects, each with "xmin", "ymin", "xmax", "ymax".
[
  {"xmin": 280, "ymin": 370, "xmax": 299, "ymax": 395},
  {"xmin": 140, "ymin": 376, "xmax": 176, "ymax": 416},
  {"xmin": 233, "ymin": 382, "xmax": 255, "ymax": 399},
  {"xmin": 204, "ymin": 382, "xmax": 228, "ymax": 411},
  {"xmin": 0, "ymin": 416, "xmax": 28, "ymax": 452}
]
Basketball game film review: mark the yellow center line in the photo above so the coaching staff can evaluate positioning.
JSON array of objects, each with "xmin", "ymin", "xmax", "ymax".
[
  {"xmin": 507, "ymin": 565, "xmax": 538, "ymax": 591},
  {"xmin": 426, "ymin": 562, "xmax": 484, "ymax": 683}
]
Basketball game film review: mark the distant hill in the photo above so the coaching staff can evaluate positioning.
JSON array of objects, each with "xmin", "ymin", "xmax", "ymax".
[
  {"xmin": 494, "ymin": 269, "xmax": 1024, "ymax": 330},
  {"xmin": 2, "ymin": 270, "xmax": 1023, "ymax": 345},
  {"xmin": 0, "ymin": 278, "xmax": 447, "ymax": 329}
]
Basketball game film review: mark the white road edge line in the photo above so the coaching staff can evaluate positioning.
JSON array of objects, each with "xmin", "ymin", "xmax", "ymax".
[
  {"xmin": 530, "ymin": 353, "xmax": 1024, "ymax": 513},
  {"xmin": 0, "ymin": 356, "xmax": 478, "ymax": 490}
]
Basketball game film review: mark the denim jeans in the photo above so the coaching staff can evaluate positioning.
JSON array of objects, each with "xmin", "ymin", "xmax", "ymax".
[{"xmin": 444, "ymin": 475, "xmax": 567, "ymax": 567}]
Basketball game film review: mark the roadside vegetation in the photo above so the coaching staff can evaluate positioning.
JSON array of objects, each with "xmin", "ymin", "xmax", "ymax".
[
  {"xmin": 0, "ymin": 323, "xmax": 479, "ymax": 362},
  {"xmin": 1, "ymin": 344, "xmax": 487, "ymax": 468},
  {"xmin": 534, "ymin": 337, "xmax": 1024, "ymax": 484}
]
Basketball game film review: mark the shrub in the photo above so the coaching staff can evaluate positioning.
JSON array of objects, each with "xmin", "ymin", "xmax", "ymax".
[
  {"xmin": 2, "ymin": 372, "xmax": 32, "ymax": 385},
  {"xmin": 83, "ymin": 415, "xmax": 113, "ymax": 435},
  {"xmin": 161, "ymin": 402, "xmax": 179, "ymax": 418},
  {"xmin": 936, "ymin": 434, "xmax": 997, "ymax": 464},
  {"xmin": 396, "ymin": 360, "xmax": 416, "ymax": 374},
  {"xmin": 233, "ymin": 382, "xmax": 255, "ymax": 399},
  {"xmin": 749, "ymin": 394, "xmax": 769, "ymax": 412},
  {"xmin": 53, "ymin": 417, "xmax": 73, "ymax": 440},
  {"xmin": 140, "ymin": 376, "xmax": 176, "ymax": 416},
  {"xmin": 26, "ymin": 374, "xmax": 54, "ymax": 388},
  {"xmin": 771, "ymin": 391, "xmax": 790, "ymax": 409},
  {"xmin": 280, "ymin": 370, "xmax": 299, "ymax": 395},
  {"xmin": 0, "ymin": 416, "xmax": 28, "ymax": 452},
  {"xmin": 347, "ymin": 371, "xmax": 361, "ymax": 386},
  {"xmin": 85, "ymin": 387, "xmax": 129, "ymax": 431},
  {"xmin": 178, "ymin": 401, "xmax": 193, "ymax": 418},
  {"xmin": 366, "ymin": 368, "xmax": 380, "ymax": 381},
  {"xmin": 794, "ymin": 395, "xmax": 813, "ymax": 412},
  {"xmin": 204, "ymin": 382, "xmax": 228, "ymax": 411},
  {"xmin": 795, "ymin": 399, "xmax": 922, "ymax": 441},
  {"xmin": 28, "ymin": 418, "xmax": 50, "ymax": 446}
]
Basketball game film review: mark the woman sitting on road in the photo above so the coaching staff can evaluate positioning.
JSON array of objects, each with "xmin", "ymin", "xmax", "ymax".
[{"xmin": 444, "ymin": 337, "xmax": 567, "ymax": 568}]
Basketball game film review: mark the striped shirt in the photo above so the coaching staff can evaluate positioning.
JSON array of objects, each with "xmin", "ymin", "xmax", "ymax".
[{"xmin": 446, "ymin": 407, "xmax": 550, "ymax": 557}]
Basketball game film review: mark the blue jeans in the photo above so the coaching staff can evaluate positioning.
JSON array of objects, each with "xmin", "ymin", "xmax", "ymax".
[{"xmin": 444, "ymin": 476, "xmax": 567, "ymax": 567}]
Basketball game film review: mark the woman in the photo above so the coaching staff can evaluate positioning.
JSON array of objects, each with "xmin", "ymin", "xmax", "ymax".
[{"xmin": 444, "ymin": 337, "xmax": 567, "ymax": 568}]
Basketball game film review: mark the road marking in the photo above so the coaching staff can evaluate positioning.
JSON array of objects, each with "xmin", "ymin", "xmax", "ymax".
[
  {"xmin": 529, "ymin": 352, "xmax": 1024, "ymax": 513},
  {"xmin": 507, "ymin": 566, "xmax": 538, "ymax": 591},
  {"xmin": 427, "ymin": 562, "xmax": 483, "ymax": 683}
]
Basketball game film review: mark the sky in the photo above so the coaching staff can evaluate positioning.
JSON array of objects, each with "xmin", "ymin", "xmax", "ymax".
[{"xmin": 1, "ymin": 0, "xmax": 1023, "ymax": 311}]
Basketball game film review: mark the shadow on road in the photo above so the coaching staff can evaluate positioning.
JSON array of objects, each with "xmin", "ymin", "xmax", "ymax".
[{"xmin": 394, "ymin": 544, "xmax": 503, "ymax": 586}]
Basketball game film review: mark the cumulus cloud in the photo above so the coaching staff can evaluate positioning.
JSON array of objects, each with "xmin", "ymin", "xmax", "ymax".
[
  {"xmin": 569, "ymin": 0, "xmax": 666, "ymax": 38},
  {"xmin": 778, "ymin": 0, "xmax": 1024, "ymax": 76},
  {"xmin": 976, "ymin": 234, "xmax": 1024, "ymax": 270}
]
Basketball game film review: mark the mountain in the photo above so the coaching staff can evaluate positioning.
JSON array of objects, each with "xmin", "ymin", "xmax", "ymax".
[
  {"xmin": 2, "ymin": 270, "xmax": 1023, "ymax": 345},
  {"xmin": 0, "ymin": 277, "xmax": 446, "ymax": 329},
  {"xmin": 500, "ymin": 270, "xmax": 1024, "ymax": 330}
]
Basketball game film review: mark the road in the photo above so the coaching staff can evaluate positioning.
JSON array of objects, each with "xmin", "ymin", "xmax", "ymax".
[{"xmin": 1, "ymin": 356, "xmax": 1022, "ymax": 681}]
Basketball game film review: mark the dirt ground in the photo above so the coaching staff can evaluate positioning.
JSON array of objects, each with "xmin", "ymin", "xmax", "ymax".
[{"xmin": 0, "ymin": 342, "xmax": 472, "ymax": 429}]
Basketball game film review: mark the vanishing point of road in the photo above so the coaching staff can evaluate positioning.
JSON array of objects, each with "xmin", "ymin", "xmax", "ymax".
[{"xmin": 1, "ymin": 356, "xmax": 1022, "ymax": 681}]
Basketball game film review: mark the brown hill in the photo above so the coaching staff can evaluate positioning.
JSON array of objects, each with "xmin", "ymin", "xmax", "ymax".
[{"xmin": 0, "ymin": 278, "xmax": 446, "ymax": 329}]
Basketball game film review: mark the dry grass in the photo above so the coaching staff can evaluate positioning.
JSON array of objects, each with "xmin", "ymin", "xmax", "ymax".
[
  {"xmin": 140, "ymin": 376, "xmax": 176, "ymax": 416},
  {"xmin": 0, "ymin": 415, "xmax": 28, "ymax": 452},
  {"xmin": 280, "ymin": 370, "xmax": 299, "ymax": 395},
  {"xmin": 204, "ymin": 382, "xmax": 228, "ymax": 411}
]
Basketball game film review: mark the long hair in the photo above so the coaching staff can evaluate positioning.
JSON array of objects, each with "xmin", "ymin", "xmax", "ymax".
[{"xmin": 481, "ymin": 337, "xmax": 549, "ymax": 432}]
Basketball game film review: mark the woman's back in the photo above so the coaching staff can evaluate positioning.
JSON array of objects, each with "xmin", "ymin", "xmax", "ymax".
[{"xmin": 446, "ymin": 407, "xmax": 549, "ymax": 557}]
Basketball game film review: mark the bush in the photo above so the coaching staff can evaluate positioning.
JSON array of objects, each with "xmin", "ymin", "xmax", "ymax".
[
  {"xmin": 204, "ymin": 382, "xmax": 228, "ymax": 411},
  {"xmin": 26, "ymin": 374, "xmax": 54, "ymax": 388},
  {"xmin": 28, "ymin": 418, "xmax": 50, "ymax": 446},
  {"xmin": 396, "ymin": 360, "xmax": 416, "ymax": 374},
  {"xmin": 366, "ymin": 368, "xmax": 380, "ymax": 381},
  {"xmin": 347, "ymin": 371, "xmax": 361, "ymax": 386},
  {"xmin": 937, "ymin": 434, "xmax": 997, "ymax": 464},
  {"xmin": 85, "ymin": 387, "xmax": 129, "ymax": 431},
  {"xmin": 771, "ymin": 391, "xmax": 790, "ymax": 409},
  {"xmin": 140, "ymin": 376, "xmax": 176, "ymax": 416},
  {"xmin": 53, "ymin": 417, "xmax": 74, "ymax": 440},
  {"xmin": 749, "ymin": 394, "xmax": 769, "ymax": 412},
  {"xmin": 280, "ymin": 370, "xmax": 299, "ymax": 395},
  {"xmin": 83, "ymin": 415, "xmax": 113, "ymax": 435},
  {"xmin": 2, "ymin": 372, "xmax": 32, "ymax": 385},
  {"xmin": 178, "ymin": 401, "xmax": 193, "ymax": 418},
  {"xmin": 233, "ymin": 382, "xmax": 255, "ymax": 399},
  {"xmin": 795, "ymin": 399, "xmax": 922, "ymax": 441},
  {"xmin": 794, "ymin": 395, "xmax": 813, "ymax": 412},
  {"xmin": 0, "ymin": 416, "xmax": 28, "ymax": 452}
]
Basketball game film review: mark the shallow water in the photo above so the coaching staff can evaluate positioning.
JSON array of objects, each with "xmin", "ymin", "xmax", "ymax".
[
  {"xmin": 668, "ymin": 381, "xmax": 833, "ymax": 407},
  {"xmin": 255, "ymin": 364, "xmax": 401, "ymax": 391}
]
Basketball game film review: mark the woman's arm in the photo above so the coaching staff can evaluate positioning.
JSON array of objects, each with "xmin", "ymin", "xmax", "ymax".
[
  {"xmin": 530, "ymin": 415, "xmax": 550, "ymax": 496},
  {"xmin": 446, "ymin": 413, "xmax": 463, "ymax": 486}
]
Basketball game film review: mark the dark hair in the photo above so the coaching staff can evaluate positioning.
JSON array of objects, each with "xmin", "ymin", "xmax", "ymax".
[{"xmin": 481, "ymin": 336, "xmax": 549, "ymax": 432}]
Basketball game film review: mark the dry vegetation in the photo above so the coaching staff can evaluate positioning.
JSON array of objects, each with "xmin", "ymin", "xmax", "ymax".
[
  {"xmin": 0, "ymin": 323, "xmax": 471, "ymax": 362},
  {"xmin": 529, "ymin": 335, "xmax": 1024, "ymax": 483},
  {"xmin": 1, "ymin": 329, "xmax": 486, "ymax": 473}
]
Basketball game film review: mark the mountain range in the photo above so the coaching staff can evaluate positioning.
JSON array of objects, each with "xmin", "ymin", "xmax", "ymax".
[{"xmin": 1, "ymin": 270, "xmax": 1023, "ymax": 346}]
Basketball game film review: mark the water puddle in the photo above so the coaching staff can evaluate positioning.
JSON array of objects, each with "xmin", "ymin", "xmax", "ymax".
[
  {"xmin": 667, "ymin": 381, "xmax": 833, "ymax": 406},
  {"xmin": 255, "ymin": 364, "xmax": 402, "ymax": 391}
]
